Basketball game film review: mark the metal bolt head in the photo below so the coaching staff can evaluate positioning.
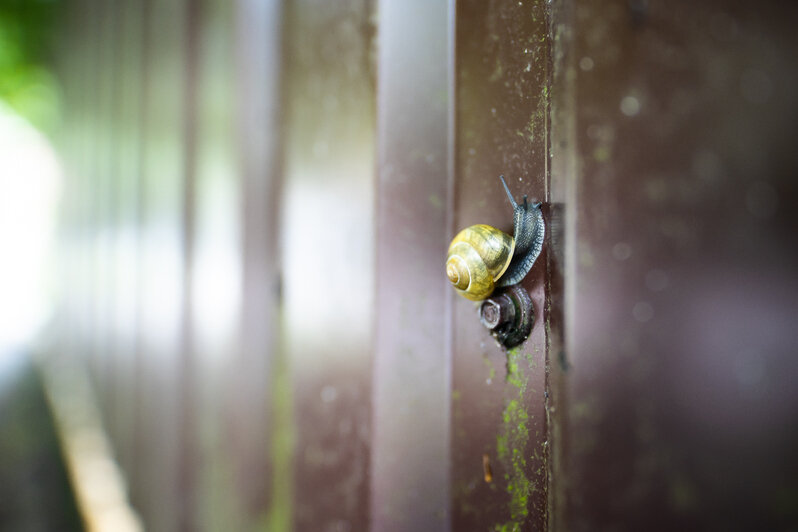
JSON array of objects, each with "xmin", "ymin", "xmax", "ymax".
[
  {"xmin": 479, "ymin": 293, "xmax": 515, "ymax": 330},
  {"xmin": 479, "ymin": 284, "xmax": 534, "ymax": 349}
]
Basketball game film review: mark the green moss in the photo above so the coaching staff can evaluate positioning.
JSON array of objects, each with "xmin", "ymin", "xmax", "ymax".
[
  {"xmin": 494, "ymin": 348, "xmax": 536, "ymax": 530},
  {"xmin": 522, "ymin": 88, "xmax": 547, "ymax": 144},
  {"xmin": 262, "ymin": 334, "xmax": 295, "ymax": 531},
  {"xmin": 483, "ymin": 356, "xmax": 497, "ymax": 384}
]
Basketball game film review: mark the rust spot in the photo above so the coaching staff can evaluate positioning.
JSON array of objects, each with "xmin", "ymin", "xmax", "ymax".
[{"xmin": 483, "ymin": 453, "xmax": 493, "ymax": 483}]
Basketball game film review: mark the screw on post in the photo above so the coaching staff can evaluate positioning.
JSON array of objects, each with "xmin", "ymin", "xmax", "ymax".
[{"xmin": 478, "ymin": 284, "xmax": 534, "ymax": 349}]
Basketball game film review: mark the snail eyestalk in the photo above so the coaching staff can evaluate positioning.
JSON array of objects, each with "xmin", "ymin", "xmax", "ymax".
[{"xmin": 500, "ymin": 175, "xmax": 517, "ymax": 209}]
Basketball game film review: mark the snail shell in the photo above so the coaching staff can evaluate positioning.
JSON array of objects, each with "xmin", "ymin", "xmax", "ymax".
[
  {"xmin": 446, "ymin": 224, "xmax": 515, "ymax": 301},
  {"xmin": 446, "ymin": 176, "xmax": 545, "ymax": 300}
]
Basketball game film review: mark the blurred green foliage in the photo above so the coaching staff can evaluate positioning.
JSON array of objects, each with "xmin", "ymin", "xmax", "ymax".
[{"xmin": 0, "ymin": 0, "xmax": 61, "ymax": 133}]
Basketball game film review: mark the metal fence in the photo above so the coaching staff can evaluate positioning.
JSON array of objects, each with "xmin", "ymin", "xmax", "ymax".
[{"xmin": 51, "ymin": 0, "xmax": 798, "ymax": 530}]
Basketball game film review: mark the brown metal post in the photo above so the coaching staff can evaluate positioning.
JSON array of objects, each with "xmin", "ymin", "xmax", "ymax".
[
  {"xmin": 371, "ymin": 1, "xmax": 454, "ymax": 530},
  {"xmin": 549, "ymin": 1, "xmax": 798, "ymax": 529}
]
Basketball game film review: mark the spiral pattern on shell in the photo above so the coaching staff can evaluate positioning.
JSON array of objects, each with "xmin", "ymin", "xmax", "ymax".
[{"xmin": 446, "ymin": 224, "xmax": 515, "ymax": 301}]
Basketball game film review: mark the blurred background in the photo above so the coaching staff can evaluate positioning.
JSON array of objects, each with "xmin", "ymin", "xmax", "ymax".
[{"xmin": 1, "ymin": 0, "xmax": 797, "ymax": 531}]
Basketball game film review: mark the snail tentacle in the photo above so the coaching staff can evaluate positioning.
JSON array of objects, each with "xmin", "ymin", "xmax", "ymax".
[{"xmin": 500, "ymin": 175, "xmax": 517, "ymax": 209}]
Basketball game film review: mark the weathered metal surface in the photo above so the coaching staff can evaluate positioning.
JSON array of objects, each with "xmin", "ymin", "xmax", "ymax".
[
  {"xmin": 550, "ymin": 0, "xmax": 798, "ymax": 529},
  {"xmin": 451, "ymin": 1, "xmax": 550, "ymax": 530}
]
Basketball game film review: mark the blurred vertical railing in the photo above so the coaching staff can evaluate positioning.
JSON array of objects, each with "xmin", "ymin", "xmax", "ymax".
[
  {"xmin": 108, "ymin": 0, "xmax": 146, "ymax": 484},
  {"xmin": 280, "ymin": 0, "xmax": 375, "ymax": 530},
  {"xmin": 232, "ymin": 0, "xmax": 284, "ymax": 527},
  {"xmin": 371, "ymin": 1, "xmax": 454, "ymax": 530}
]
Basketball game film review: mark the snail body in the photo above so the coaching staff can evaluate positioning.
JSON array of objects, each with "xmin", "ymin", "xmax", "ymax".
[
  {"xmin": 446, "ymin": 176, "xmax": 544, "ymax": 300},
  {"xmin": 496, "ymin": 176, "xmax": 545, "ymax": 288}
]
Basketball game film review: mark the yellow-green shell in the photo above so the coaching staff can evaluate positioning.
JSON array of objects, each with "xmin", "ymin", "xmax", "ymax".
[{"xmin": 446, "ymin": 224, "xmax": 515, "ymax": 300}]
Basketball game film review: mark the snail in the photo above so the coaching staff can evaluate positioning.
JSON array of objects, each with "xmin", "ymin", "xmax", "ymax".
[{"xmin": 446, "ymin": 176, "xmax": 545, "ymax": 301}]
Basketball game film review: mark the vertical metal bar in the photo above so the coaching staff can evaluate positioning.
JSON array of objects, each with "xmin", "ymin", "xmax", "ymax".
[
  {"xmin": 448, "ymin": 1, "xmax": 550, "ymax": 529},
  {"xmin": 94, "ymin": 0, "xmax": 116, "ymax": 413},
  {"xmin": 134, "ymin": 0, "xmax": 188, "ymax": 527},
  {"xmin": 278, "ymin": 0, "xmax": 376, "ymax": 530},
  {"xmin": 110, "ymin": 0, "xmax": 145, "ymax": 480},
  {"xmin": 130, "ymin": 0, "xmax": 151, "ymax": 516},
  {"xmin": 553, "ymin": 1, "xmax": 798, "ymax": 529},
  {"xmin": 177, "ymin": 0, "xmax": 201, "ymax": 529},
  {"xmin": 232, "ymin": 0, "xmax": 284, "ymax": 525},
  {"xmin": 546, "ymin": 0, "xmax": 575, "ymax": 527},
  {"xmin": 84, "ymin": 0, "xmax": 104, "ymax": 386},
  {"xmin": 104, "ymin": 0, "xmax": 131, "ymax": 457},
  {"xmin": 371, "ymin": 1, "xmax": 453, "ymax": 530}
]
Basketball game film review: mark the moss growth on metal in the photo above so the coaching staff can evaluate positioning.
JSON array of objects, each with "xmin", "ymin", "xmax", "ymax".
[
  {"xmin": 484, "ymin": 355, "xmax": 497, "ymax": 384},
  {"xmin": 494, "ymin": 347, "xmax": 538, "ymax": 531},
  {"xmin": 262, "ymin": 339, "xmax": 295, "ymax": 532}
]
